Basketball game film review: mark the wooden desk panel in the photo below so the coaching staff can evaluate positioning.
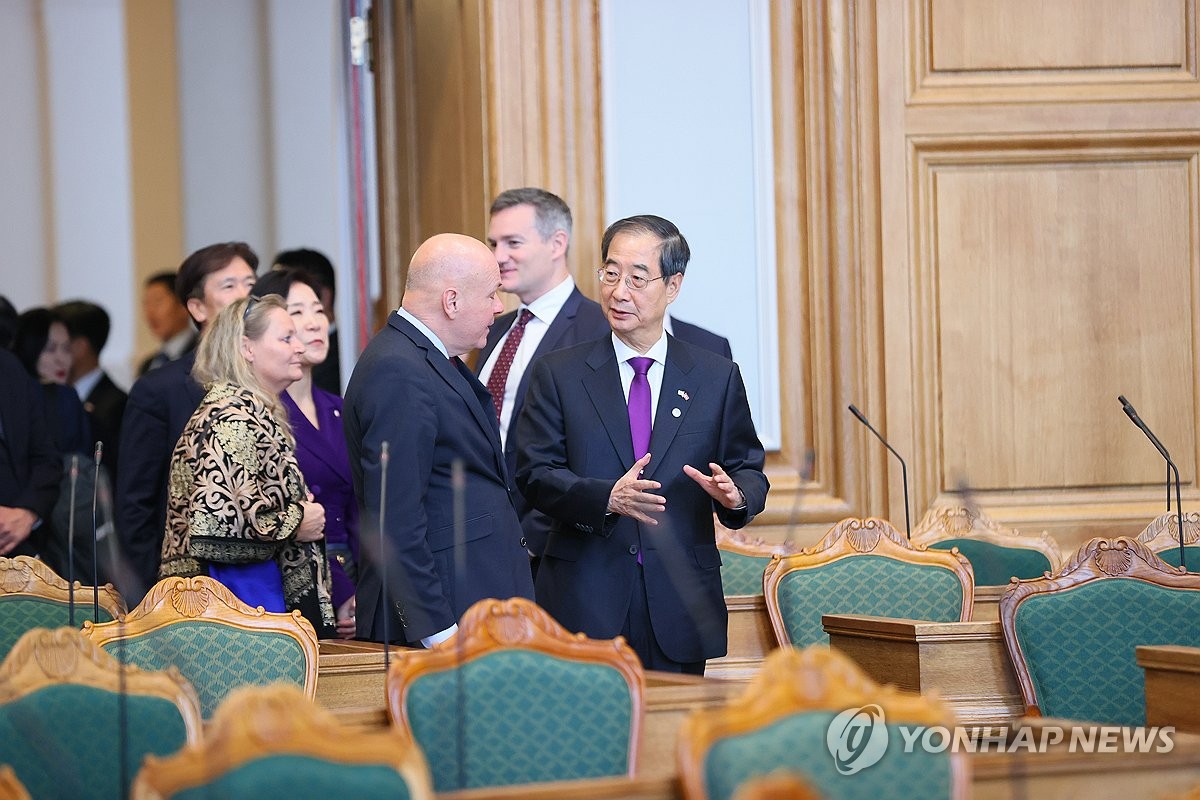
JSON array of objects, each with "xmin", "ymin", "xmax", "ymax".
[
  {"xmin": 823, "ymin": 614, "xmax": 1024, "ymax": 723},
  {"xmin": 638, "ymin": 674, "xmax": 744, "ymax": 780},
  {"xmin": 973, "ymin": 585, "xmax": 1004, "ymax": 622},
  {"xmin": 706, "ymin": 594, "xmax": 774, "ymax": 681},
  {"xmin": 317, "ymin": 639, "xmax": 407, "ymax": 731},
  {"xmin": 1138, "ymin": 644, "xmax": 1200, "ymax": 734}
]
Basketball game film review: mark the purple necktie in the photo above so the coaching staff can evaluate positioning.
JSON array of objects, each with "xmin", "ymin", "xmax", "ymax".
[{"xmin": 627, "ymin": 357, "xmax": 654, "ymax": 460}]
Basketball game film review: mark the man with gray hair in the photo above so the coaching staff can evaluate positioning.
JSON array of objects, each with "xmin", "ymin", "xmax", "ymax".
[
  {"xmin": 345, "ymin": 233, "xmax": 534, "ymax": 647},
  {"xmin": 478, "ymin": 188, "xmax": 609, "ymax": 568}
]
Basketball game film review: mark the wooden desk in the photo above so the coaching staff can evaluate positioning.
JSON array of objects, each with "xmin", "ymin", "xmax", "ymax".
[
  {"xmin": 1139, "ymin": 644, "xmax": 1200, "ymax": 734},
  {"xmin": 823, "ymin": 614, "xmax": 1024, "ymax": 724},
  {"xmin": 637, "ymin": 674, "xmax": 744, "ymax": 780},
  {"xmin": 973, "ymin": 585, "xmax": 1004, "ymax": 622},
  {"xmin": 317, "ymin": 639, "xmax": 409, "ymax": 731},
  {"xmin": 436, "ymin": 730, "xmax": 1200, "ymax": 800},
  {"xmin": 706, "ymin": 594, "xmax": 774, "ymax": 681}
]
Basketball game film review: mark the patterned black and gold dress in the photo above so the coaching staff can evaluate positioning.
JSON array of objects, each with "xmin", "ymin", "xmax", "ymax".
[{"xmin": 160, "ymin": 382, "xmax": 335, "ymax": 637}]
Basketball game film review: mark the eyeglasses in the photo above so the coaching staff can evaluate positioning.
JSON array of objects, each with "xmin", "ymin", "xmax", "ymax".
[
  {"xmin": 596, "ymin": 267, "xmax": 670, "ymax": 291},
  {"xmin": 241, "ymin": 295, "xmax": 261, "ymax": 322}
]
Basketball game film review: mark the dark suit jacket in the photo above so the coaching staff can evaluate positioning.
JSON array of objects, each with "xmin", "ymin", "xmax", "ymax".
[
  {"xmin": 311, "ymin": 327, "xmax": 342, "ymax": 395},
  {"xmin": 115, "ymin": 352, "xmax": 205, "ymax": 597},
  {"xmin": 0, "ymin": 350, "xmax": 61, "ymax": 557},
  {"xmin": 476, "ymin": 287, "xmax": 609, "ymax": 556},
  {"xmin": 670, "ymin": 317, "xmax": 732, "ymax": 359},
  {"xmin": 82, "ymin": 372, "xmax": 127, "ymax": 484},
  {"xmin": 344, "ymin": 312, "xmax": 534, "ymax": 644},
  {"xmin": 516, "ymin": 335, "xmax": 768, "ymax": 663}
]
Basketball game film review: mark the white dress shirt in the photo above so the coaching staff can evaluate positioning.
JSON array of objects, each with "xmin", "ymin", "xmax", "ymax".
[
  {"xmin": 73, "ymin": 366, "xmax": 103, "ymax": 402},
  {"xmin": 612, "ymin": 330, "xmax": 669, "ymax": 428},
  {"xmin": 478, "ymin": 275, "xmax": 577, "ymax": 447}
]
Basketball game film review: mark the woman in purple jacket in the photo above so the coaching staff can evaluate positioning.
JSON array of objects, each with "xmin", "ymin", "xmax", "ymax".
[{"xmin": 253, "ymin": 269, "xmax": 359, "ymax": 638}]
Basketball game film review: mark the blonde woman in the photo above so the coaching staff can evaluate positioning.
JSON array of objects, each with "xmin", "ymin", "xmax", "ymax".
[{"xmin": 159, "ymin": 295, "xmax": 335, "ymax": 637}]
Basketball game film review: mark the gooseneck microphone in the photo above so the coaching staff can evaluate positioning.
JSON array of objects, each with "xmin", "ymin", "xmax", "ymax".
[
  {"xmin": 92, "ymin": 442, "xmax": 103, "ymax": 623},
  {"xmin": 379, "ymin": 441, "xmax": 390, "ymax": 674},
  {"xmin": 1118, "ymin": 395, "xmax": 1185, "ymax": 569},
  {"xmin": 848, "ymin": 404, "xmax": 911, "ymax": 539},
  {"xmin": 66, "ymin": 454, "xmax": 80, "ymax": 626}
]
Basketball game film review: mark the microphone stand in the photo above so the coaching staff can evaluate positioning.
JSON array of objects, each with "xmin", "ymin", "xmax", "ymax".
[
  {"xmin": 92, "ymin": 442, "xmax": 103, "ymax": 623},
  {"xmin": 379, "ymin": 441, "xmax": 390, "ymax": 674},
  {"xmin": 1118, "ymin": 396, "xmax": 1185, "ymax": 569},
  {"xmin": 67, "ymin": 454, "xmax": 79, "ymax": 627},
  {"xmin": 848, "ymin": 404, "xmax": 911, "ymax": 539}
]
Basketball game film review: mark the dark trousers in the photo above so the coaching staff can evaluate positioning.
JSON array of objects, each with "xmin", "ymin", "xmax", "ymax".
[{"xmin": 620, "ymin": 564, "xmax": 704, "ymax": 676}]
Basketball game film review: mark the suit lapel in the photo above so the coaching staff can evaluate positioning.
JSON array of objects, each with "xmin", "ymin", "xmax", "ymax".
[
  {"xmin": 644, "ymin": 336, "xmax": 696, "ymax": 481},
  {"xmin": 583, "ymin": 339, "xmax": 636, "ymax": 467}
]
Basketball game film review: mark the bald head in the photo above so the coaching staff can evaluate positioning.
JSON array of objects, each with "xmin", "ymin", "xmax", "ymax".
[{"xmin": 402, "ymin": 233, "xmax": 504, "ymax": 357}]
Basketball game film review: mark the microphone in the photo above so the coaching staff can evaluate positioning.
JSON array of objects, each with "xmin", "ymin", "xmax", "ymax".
[
  {"xmin": 848, "ymin": 404, "xmax": 911, "ymax": 539},
  {"xmin": 92, "ymin": 442, "xmax": 103, "ymax": 623},
  {"xmin": 67, "ymin": 454, "xmax": 79, "ymax": 627},
  {"xmin": 1118, "ymin": 395, "xmax": 1185, "ymax": 569},
  {"xmin": 379, "ymin": 441, "xmax": 390, "ymax": 673}
]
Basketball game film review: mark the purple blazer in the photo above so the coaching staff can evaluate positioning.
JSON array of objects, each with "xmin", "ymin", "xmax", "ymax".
[{"xmin": 283, "ymin": 388, "xmax": 360, "ymax": 608}]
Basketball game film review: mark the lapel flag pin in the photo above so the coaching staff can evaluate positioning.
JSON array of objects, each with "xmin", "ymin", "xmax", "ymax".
[{"xmin": 677, "ymin": 389, "xmax": 690, "ymax": 401}]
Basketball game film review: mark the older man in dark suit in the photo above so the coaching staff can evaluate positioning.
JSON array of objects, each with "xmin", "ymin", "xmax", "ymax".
[
  {"xmin": 116, "ymin": 243, "xmax": 258, "ymax": 599},
  {"xmin": 0, "ymin": 349, "xmax": 61, "ymax": 558},
  {"xmin": 517, "ymin": 215, "xmax": 768, "ymax": 674},
  {"xmin": 345, "ymin": 233, "xmax": 534, "ymax": 647},
  {"xmin": 477, "ymin": 189, "xmax": 609, "ymax": 565}
]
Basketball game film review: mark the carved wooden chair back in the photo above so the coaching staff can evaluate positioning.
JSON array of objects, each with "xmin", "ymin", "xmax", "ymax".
[
  {"xmin": 763, "ymin": 518, "xmax": 975, "ymax": 647},
  {"xmin": 1136, "ymin": 511, "xmax": 1200, "ymax": 570},
  {"xmin": 386, "ymin": 597, "xmax": 645, "ymax": 792},
  {"xmin": 0, "ymin": 555, "xmax": 124, "ymax": 661},
  {"xmin": 716, "ymin": 524, "xmax": 802, "ymax": 597},
  {"xmin": 0, "ymin": 627, "xmax": 201, "ymax": 799},
  {"xmin": 911, "ymin": 505, "xmax": 1062, "ymax": 585},
  {"xmin": 131, "ymin": 683, "xmax": 434, "ymax": 799},
  {"xmin": 81, "ymin": 576, "xmax": 318, "ymax": 718},
  {"xmin": 677, "ymin": 645, "xmax": 968, "ymax": 800},
  {"xmin": 999, "ymin": 537, "xmax": 1200, "ymax": 725}
]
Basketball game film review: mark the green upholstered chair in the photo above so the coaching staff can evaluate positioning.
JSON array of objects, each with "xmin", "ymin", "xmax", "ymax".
[
  {"xmin": 0, "ymin": 765, "xmax": 29, "ymax": 800},
  {"xmin": 1136, "ymin": 511, "xmax": 1200, "ymax": 571},
  {"xmin": 386, "ymin": 597, "xmax": 645, "ymax": 792},
  {"xmin": 763, "ymin": 518, "xmax": 975, "ymax": 647},
  {"xmin": 81, "ymin": 576, "xmax": 318, "ymax": 718},
  {"xmin": 677, "ymin": 645, "xmax": 968, "ymax": 800},
  {"xmin": 717, "ymin": 525, "xmax": 801, "ymax": 597},
  {"xmin": 1000, "ymin": 536, "xmax": 1200, "ymax": 726},
  {"xmin": 912, "ymin": 505, "xmax": 1062, "ymax": 585},
  {"xmin": 0, "ymin": 556, "xmax": 124, "ymax": 661},
  {"xmin": 0, "ymin": 627, "xmax": 201, "ymax": 800},
  {"xmin": 131, "ymin": 684, "xmax": 433, "ymax": 800}
]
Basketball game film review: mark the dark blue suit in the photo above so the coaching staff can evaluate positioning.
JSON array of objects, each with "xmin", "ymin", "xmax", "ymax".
[
  {"xmin": 670, "ymin": 317, "xmax": 732, "ymax": 360},
  {"xmin": 115, "ymin": 352, "xmax": 205, "ymax": 598},
  {"xmin": 516, "ymin": 335, "xmax": 768, "ymax": 664},
  {"xmin": 0, "ymin": 350, "xmax": 61, "ymax": 557},
  {"xmin": 476, "ymin": 287, "xmax": 609, "ymax": 557},
  {"xmin": 344, "ymin": 312, "xmax": 534, "ymax": 644}
]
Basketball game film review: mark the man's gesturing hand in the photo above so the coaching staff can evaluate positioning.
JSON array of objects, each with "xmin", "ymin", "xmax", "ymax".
[
  {"xmin": 607, "ymin": 453, "xmax": 665, "ymax": 525},
  {"xmin": 683, "ymin": 462, "xmax": 746, "ymax": 510}
]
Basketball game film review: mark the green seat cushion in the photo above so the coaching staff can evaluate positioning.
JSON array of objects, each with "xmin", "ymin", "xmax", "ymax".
[
  {"xmin": 775, "ymin": 555, "xmax": 965, "ymax": 646},
  {"xmin": 719, "ymin": 550, "xmax": 772, "ymax": 596},
  {"xmin": 704, "ymin": 710, "xmax": 953, "ymax": 800},
  {"xmin": 1153, "ymin": 545, "xmax": 1200, "ymax": 570},
  {"xmin": 100, "ymin": 621, "xmax": 306, "ymax": 717},
  {"xmin": 405, "ymin": 649, "xmax": 633, "ymax": 791},
  {"xmin": 0, "ymin": 684, "xmax": 188, "ymax": 799},
  {"xmin": 1014, "ymin": 579, "xmax": 1200, "ymax": 726},
  {"xmin": 930, "ymin": 539, "xmax": 1051, "ymax": 585},
  {"xmin": 170, "ymin": 755, "xmax": 412, "ymax": 800},
  {"xmin": 0, "ymin": 597, "xmax": 115, "ymax": 661}
]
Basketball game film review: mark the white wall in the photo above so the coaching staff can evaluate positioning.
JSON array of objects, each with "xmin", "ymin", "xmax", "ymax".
[{"xmin": 601, "ymin": 0, "xmax": 781, "ymax": 448}]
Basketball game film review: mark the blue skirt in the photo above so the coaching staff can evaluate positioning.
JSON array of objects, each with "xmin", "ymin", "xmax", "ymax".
[{"xmin": 208, "ymin": 560, "xmax": 286, "ymax": 613}]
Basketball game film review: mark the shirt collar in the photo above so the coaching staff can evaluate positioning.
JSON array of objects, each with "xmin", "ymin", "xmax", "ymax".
[
  {"xmin": 397, "ymin": 307, "xmax": 449, "ymax": 358},
  {"xmin": 162, "ymin": 326, "xmax": 196, "ymax": 359},
  {"xmin": 611, "ymin": 329, "xmax": 668, "ymax": 367},
  {"xmin": 522, "ymin": 274, "xmax": 575, "ymax": 323},
  {"xmin": 73, "ymin": 367, "xmax": 103, "ymax": 401}
]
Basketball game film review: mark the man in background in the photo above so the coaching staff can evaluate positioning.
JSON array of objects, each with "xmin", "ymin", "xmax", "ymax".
[
  {"xmin": 477, "ymin": 188, "xmax": 609, "ymax": 567},
  {"xmin": 116, "ymin": 243, "xmax": 257, "ymax": 599},
  {"xmin": 274, "ymin": 248, "xmax": 340, "ymax": 394},
  {"xmin": 345, "ymin": 233, "xmax": 534, "ymax": 647},
  {"xmin": 55, "ymin": 300, "xmax": 127, "ymax": 484},
  {"xmin": 138, "ymin": 272, "xmax": 196, "ymax": 376}
]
